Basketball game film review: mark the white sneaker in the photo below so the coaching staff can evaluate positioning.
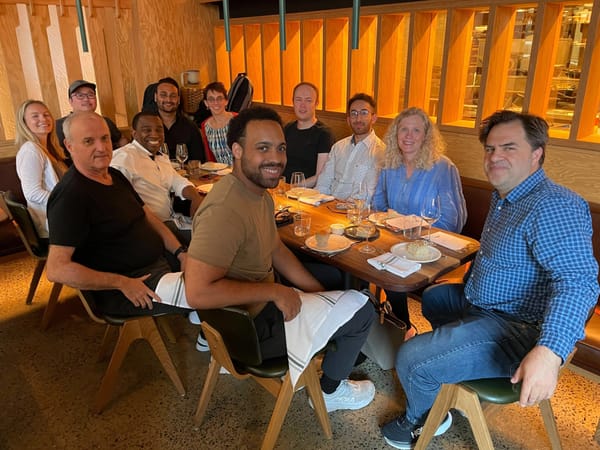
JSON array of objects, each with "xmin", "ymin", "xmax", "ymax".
[
  {"xmin": 309, "ymin": 379, "xmax": 375, "ymax": 412},
  {"xmin": 188, "ymin": 311, "xmax": 201, "ymax": 325},
  {"xmin": 196, "ymin": 332, "xmax": 210, "ymax": 352}
]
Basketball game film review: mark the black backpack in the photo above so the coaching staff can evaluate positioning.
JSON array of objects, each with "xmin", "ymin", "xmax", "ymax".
[{"xmin": 227, "ymin": 73, "xmax": 253, "ymax": 113}]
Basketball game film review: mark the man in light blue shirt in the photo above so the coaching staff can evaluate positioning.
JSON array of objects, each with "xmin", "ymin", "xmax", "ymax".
[{"xmin": 381, "ymin": 110, "xmax": 599, "ymax": 449}]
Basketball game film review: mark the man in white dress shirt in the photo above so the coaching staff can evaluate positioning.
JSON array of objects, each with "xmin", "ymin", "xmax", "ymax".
[
  {"xmin": 111, "ymin": 111, "xmax": 203, "ymax": 245},
  {"xmin": 315, "ymin": 93, "xmax": 385, "ymax": 200}
]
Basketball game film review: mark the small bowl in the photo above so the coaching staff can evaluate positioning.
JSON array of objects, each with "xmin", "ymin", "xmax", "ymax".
[{"xmin": 330, "ymin": 223, "xmax": 345, "ymax": 235}]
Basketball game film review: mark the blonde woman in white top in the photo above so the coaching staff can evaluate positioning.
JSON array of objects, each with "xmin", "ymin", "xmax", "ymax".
[{"xmin": 15, "ymin": 100, "xmax": 67, "ymax": 238}]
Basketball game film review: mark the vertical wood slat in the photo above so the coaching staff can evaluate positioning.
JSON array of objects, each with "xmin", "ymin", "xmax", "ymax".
[
  {"xmin": 349, "ymin": 16, "xmax": 377, "ymax": 98},
  {"xmin": 526, "ymin": 2, "xmax": 562, "ymax": 116},
  {"xmin": 262, "ymin": 22, "xmax": 281, "ymax": 104},
  {"xmin": 408, "ymin": 12, "xmax": 435, "ymax": 110},
  {"xmin": 301, "ymin": 19, "xmax": 323, "ymax": 103},
  {"xmin": 324, "ymin": 17, "xmax": 348, "ymax": 113},
  {"xmin": 229, "ymin": 24, "xmax": 245, "ymax": 83},
  {"xmin": 377, "ymin": 13, "xmax": 405, "ymax": 117},
  {"xmin": 480, "ymin": 6, "xmax": 515, "ymax": 120},
  {"xmin": 281, "ymin": 20, "xmax": 300, "ymax": 107},
  {"xmin": 574, "ymin": 1, "xmax": 600, "ymax": 140},
  {"xmin": 244, "ymin": 23, "xmax": 263, "ymax": 102},
  {"xmin": 440, "ymin": 8, "xmax": 474, "ymax": 124},
  {"xmin": 0, "ymin": 4, "xmax": 27, "ymax": 140},
  {"xmin": 214, "ymin": 25, "xmax": 231, "ymax": 87}
]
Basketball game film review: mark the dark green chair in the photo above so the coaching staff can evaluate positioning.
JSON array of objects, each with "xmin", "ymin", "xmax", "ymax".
[
  {"xmin": 415, "ymin": 350, "xmax": 576, "ymax": 450},
  {"xmin": 0, "ymin": 191, "xmax": 62, "ymax": 329},
  {"xmin": 194, "ymin": 306, "xmax": 332, "ymax": 450}
]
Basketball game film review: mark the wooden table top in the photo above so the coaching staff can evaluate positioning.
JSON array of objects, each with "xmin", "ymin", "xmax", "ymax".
[
  {"xmin": 276, "ymin": 194, "xmax": 479, "ymax": 293},
  {"xmin": 190, "ymin": 174, "xmax": 479, "ymax": 293}
]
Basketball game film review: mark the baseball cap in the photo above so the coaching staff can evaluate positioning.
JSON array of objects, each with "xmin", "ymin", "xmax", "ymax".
[{"xmin": 68, "ymin": 80, "xmax": 96, "ymax": 97}]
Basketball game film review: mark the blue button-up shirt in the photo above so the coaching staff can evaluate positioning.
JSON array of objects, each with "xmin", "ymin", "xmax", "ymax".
[{"xmin": 465, "ymin": 169, "xmax": 599, "ymax": 361}]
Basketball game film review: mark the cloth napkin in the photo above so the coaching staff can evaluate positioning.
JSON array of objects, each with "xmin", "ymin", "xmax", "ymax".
[
  {"xmin": 298, "ymin": 193, "xmax": 335, "ymax": 206},
  {"xmin": 385, "ymin": 215, "xmax": 423, "ymax": 231},
  {"xmin": 171, "ymin": 213, "xmax": 192, "ymax": 230},
  {"xmin": 429, "ymin": 231, "xmax": 472, "ymax": 251},
  {"xmin": 155, "ymin": 278, "xmax": 368, "ymax": 389},
  {"xmin": 284, "ymin": 290, "xmax": 368, "ymax": 387},
  {"xmin": 367, "ymin": 252, "xmax": 421, "ymax": 277}
]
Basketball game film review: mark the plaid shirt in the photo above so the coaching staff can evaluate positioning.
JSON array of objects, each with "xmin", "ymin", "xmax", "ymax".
[{"xmin": 465, "ymin": 169, "xmax": 599, "ymax": 361}]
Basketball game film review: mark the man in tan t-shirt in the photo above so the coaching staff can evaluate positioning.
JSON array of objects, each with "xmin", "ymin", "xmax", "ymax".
[{"xmin": 184, "ymin": 106, "xmax": 377, "ymax": 413}]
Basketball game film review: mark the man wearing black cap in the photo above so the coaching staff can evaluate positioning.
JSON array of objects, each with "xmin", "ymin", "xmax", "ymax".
[{"xmin": 56, "ymin": 80, "xmax": 128, "ymax": 156}]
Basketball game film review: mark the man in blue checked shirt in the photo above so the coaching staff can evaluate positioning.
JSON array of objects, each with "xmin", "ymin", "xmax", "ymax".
[{"xmin": 381, "ymin": 110, "xmax": 599, "ymax": 450}]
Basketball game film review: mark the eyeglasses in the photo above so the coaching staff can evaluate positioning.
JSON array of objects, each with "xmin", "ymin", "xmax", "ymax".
[
  {"xmin": 72, "ymin": 92, "xmax": 96, "ymax": 100},
  {"xmin": 206, "ymin": 96, "xmax": 225, "ymax": 103},
  {"xmin": 349, "ymin": 109, "xmax": 371, "ymax": 118}
]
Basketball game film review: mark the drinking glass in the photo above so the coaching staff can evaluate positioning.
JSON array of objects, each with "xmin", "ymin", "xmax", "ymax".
[
  {"xmin": 358, "ymin": 219, "xmax": 377, "ymax": 254},
  {"xmin": 176, "ymin": 144, "xmax": 188, "ymax": 170},
  {"xmin": 159, "ymin": 143, "xmax": 169, "ymax": 157},
  {"xmin": 420, "ymin": 195, "xmax": 441, "ymax": 241},
  {"xmin": 293, "ymin": 212, "xmax": 311, "ymax": 237},
  {"xmin": 274, "ymin": 176, "xmax": 288, "ymax": 211},
  {"xmin": 290, "ymin": 172, "xmax": 306, "ymax": 195},
  {"xmin": 403, "ymin": 215, "xmax": 423, "ymax": 241}
]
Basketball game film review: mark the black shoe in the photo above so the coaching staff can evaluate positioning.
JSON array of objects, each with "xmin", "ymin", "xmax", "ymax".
[{"xmin": 381, "ymin": 412, "xmax": 452, "ymax": 449}]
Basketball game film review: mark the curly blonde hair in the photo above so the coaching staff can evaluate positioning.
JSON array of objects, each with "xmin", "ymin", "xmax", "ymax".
[
  {"xmin": 15, "ymin": 100, "xmax": 66, "ymax": 170},
  {"xmin": 383, "ymin": 107, "xmax": 445, "ymax": 170}
]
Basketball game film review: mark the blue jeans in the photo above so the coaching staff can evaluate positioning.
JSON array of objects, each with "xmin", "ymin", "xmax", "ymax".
[{"xmin": 396, "ymin": 283, "xmax": 540, "ymax": 424}]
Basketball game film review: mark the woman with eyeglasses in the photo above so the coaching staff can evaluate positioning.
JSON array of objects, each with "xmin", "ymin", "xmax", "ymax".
[
  {"xmin": 373, "ymin": 107, "xmax": 467, "ymax": 340},
  {"xmin": 199, "ymin": 81, "xmax": 237, "ymax": 165},
  {"xmin": 15, "ymin": 100, "xmax": 68, "ymax": 238}
]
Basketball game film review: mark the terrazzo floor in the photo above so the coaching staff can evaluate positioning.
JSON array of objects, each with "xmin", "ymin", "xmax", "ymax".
[{"xmin": 1, "ymin": 252, "xmax": 599, "ymax": 450}]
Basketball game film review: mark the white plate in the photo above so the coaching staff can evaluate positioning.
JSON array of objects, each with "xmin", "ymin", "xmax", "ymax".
[
  {"xmin": 385, "ymin": 214, "xmax": 423, "ymax": 231},
  {"xmin": 287, "ymin": 187, "xmax": 319, "ymax": 199},
  {"xmin": 390, "ymin": 242, "xmax": 442, "ymax": 263},
  {"xmin": 197, "ymin": 183, "xmax": 214, "ymax": 194},
  {"xmin": 305, "ymin": 234, "xmax": 353, "ymax": 254},
  {"xmin": 201, "ymin": 162, "xmax": 229, "ymax": 171}
]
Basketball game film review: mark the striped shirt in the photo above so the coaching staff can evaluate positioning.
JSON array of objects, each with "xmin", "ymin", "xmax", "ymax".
[{"xmin": 465, "ymin": 169, "xmax": 599, "ymax": 361}]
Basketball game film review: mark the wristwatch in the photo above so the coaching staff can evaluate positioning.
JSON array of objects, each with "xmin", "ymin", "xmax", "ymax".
[{"xmin": 173, "ymin": 245, "xmax": 188, "ymax": 258}]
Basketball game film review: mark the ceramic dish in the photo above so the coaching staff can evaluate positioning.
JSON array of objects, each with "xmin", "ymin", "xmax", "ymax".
[
  {"xmin": 287, "ymin": 187, "xmax": 319, "ymax": 199},
  {"xmin": 305, "ymin": 234, "xmax": 353, "ymax": 254},
  {"xmin": 196, "ymin": 183, "xmax": 214, "ymax": 194},
  {"xmin": 344, "ymin": 225, "xmax": 380, "ymax": 241},
  {"xmin": 390, "ymin": 242, "xmax": 442, "ymax": 263},
  {"xmin": 201, "ymin": 162, "xmax": 229, "ymax": 171}
]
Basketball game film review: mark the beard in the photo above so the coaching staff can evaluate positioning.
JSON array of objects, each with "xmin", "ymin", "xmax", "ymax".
[{"xmin": 240, "ymin": 159, "xmax": 284, "ymax": 189}]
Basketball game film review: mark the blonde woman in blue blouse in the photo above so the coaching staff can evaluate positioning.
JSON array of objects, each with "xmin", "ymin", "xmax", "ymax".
[{"xmin": 373, "ymin": 107, "xmax": 467, "ymax": 339}]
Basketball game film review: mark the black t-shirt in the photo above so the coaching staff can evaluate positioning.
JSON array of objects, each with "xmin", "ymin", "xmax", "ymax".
[
  {"xmin": 164, "ymin": 114, "xmax": 205, "ymax": 162},
  {"xmin": 47, "ymin": 166, "xmax": 164, "ymax": 275},
  {"xmin": 283, "ymin": 120, "xmax": 334, "ymax": 182}
]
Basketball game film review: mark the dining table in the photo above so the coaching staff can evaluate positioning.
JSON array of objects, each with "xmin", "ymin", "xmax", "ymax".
[
  {"xmin": 274, "ymin": 192, "xmax": 479, "ymax": 293},
  {"xmin": 188, "ymin": 171, "xmax": 480, "ymax": 294}
]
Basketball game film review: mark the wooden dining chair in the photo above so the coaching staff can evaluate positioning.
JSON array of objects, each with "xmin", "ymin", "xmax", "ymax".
[
  {"xmin": 76, "ymin": 290, "xmax": 185, "ymax": 413},
  {"xmin": 0, "ymin": 191, "xmax": 63, "ymax": 329},
  {"xmin": 194, "ymin": 306, "xmax": 332, "ymax": 450},
  {"xmin": 415, "ymin": 350, "xmax": 577, "ymax": 450}
]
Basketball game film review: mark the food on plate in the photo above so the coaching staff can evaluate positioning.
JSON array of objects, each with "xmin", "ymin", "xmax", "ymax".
[{"xmin": 406, "ymin": 240, "xmax": 430, "ymax": 259}]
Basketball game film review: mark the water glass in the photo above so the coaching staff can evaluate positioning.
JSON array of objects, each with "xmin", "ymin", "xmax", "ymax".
[
  {"xmin": 293, "ymin": 212, "xmax": 311, "ymax": 237},
  {"xmin": 290, "ymin": 172, "xmax": 306, "ymax": 191},
  {"xmin": 421, "ymin": 195, "xmax": 441, "ymax": 241},
  {"xmin": 176, "ymin": 143, "xmax": 188, "ymax": 170}
]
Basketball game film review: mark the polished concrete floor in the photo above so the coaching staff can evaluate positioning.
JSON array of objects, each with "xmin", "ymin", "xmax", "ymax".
[{"xmin": 1, "ymin": 252, "xmax": 599, "ymax": 450}]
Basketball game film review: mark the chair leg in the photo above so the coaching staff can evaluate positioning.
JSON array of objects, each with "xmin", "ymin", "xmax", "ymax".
[
  {"xmin": 141, "ymin": 317, "xmax": 185, "ymax": 396},
  {"xmin": 26, "ymin": 259, "xmax": 45, "ymax": 305},
  {"xmin": 40, "ymin": 283, "xmax": 63, "ymax": 330},
  {"xmin": 97, "ymin": 324, "xmax": 117, "ymax": 362},
  {"xmin": 194, "ymin": 357, "xmax": 221, "ymax": 424},
  {"xmin": 93, "ymin": 320, "xmax": 144, "ymax": 413},
  {"xmin": 415, "ymin": 384, "xmax": 458, "ymax": 450},
  {"xmin": 156, "ymin": 315, "xmax": 178, "ymax": 344},
  {"xmin": 261, "ymin": 373, "xmax": 296, "ymax": 450},
  {"xmin": 454, "ymin": 386, "xmax": 495, "ymax": 450},
  {"xmin": 540, "ymin": 399, "xmax": 563, "ymax": 450},
  {"xmin": 302, "ymin": 360, "xmax": 332, "ymax": 439}
]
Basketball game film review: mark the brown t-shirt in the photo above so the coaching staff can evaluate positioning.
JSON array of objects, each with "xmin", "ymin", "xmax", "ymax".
[{"xmin": 189, "ymin": 175, "xmax": 278, "ymax": 314}]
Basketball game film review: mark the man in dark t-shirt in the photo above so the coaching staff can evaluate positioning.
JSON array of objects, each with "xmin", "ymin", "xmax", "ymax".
[
  {"xmin": 46, "ymin": 111, "xmax": 190, "ymax": 317},
  {"xmin": 282, "ymin": 82, "xmax": 334, "ymax": 187}
]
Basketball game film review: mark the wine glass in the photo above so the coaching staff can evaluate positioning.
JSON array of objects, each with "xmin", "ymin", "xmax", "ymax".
[
  {"xmin": 159, "ymin": 143, "xmax": 170, "ymax": 157},
  {"xmin": 176, "ymin": 144, "xmax": 188, "ymax": 170},
  {"xmin": 289, "ymin": 172, "xmax": 306, "ymax": 196},
  {"xmin": 358, "ymin": 201, "xmax": 377, "ymax": 254},
  {"xmin": 420, "ymin": 195, "xmax": 441, "ymax": 242}
]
